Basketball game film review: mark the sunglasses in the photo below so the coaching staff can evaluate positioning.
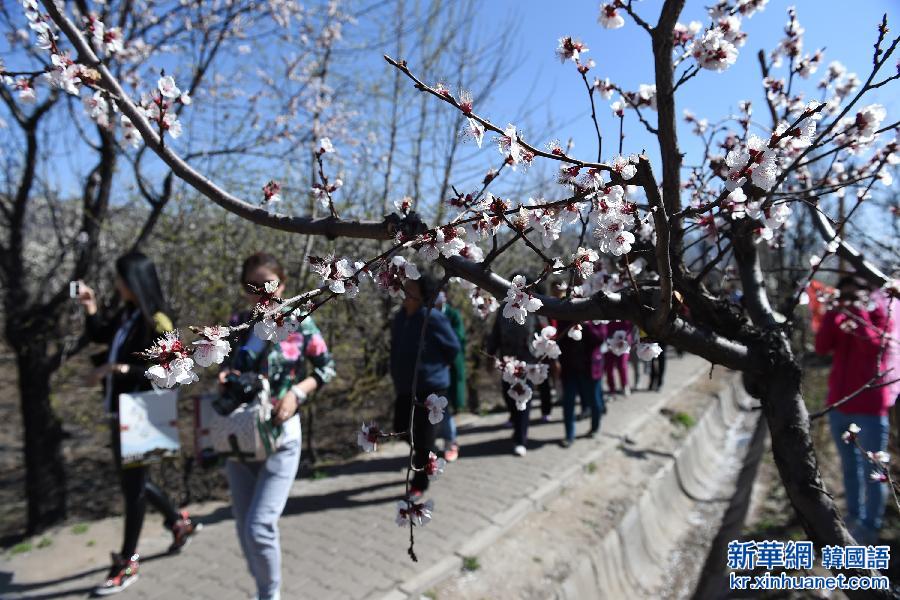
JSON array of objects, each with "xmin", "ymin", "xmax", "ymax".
[{"xmin": 242, "ymin": 280, "xmax": 279, "ymax": 292}]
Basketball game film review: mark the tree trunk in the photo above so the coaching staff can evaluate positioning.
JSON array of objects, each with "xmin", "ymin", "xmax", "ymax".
[
  {"xmin": 760, "ymin": 351, "xmax": 890, "ymax": 597},
  {"xmin": 15, "ymin": 341, "xmax": 67, "ymax": 534}
]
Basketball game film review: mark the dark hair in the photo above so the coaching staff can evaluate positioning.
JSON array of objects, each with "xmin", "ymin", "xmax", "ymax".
[
  {"xmin": 407, "ymin": 272, "xmax": 438, "ymax": 306},
  {"xmin": 836, "ymin": 275, "xmax": 869, "ymax": 291},
  {"xmin": 410, "ymin": 272, "xmax": 439, "ymax": 305},
  {"xmin": 115, "ymin": 252, "xmax": 167, "ymax": 327},
  {"xmin": 241, "ymin": 252, "xmax": 286, "ymax": 285}
]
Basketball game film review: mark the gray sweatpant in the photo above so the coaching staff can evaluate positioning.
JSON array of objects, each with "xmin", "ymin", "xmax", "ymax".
[{"xmin": 225, "ymin": 437, "xmax": 300, "ymax": 600}]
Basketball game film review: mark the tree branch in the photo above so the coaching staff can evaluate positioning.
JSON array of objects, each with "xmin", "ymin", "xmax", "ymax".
[{"xmin": 41, "ymin": 0, "xmax": 395, "ymax": 240}]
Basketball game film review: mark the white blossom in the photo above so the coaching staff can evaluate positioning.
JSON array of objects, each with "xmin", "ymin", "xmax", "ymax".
[
  {"xmin": 157, "ymin": 75, "xmax": 181, "ymax": 99},
  {"xmin": 725, "ymin": 135, "xmax": 778, "ymax": 191},
  {"xmin": 424, "ymin": 393, "xmax": 448, "ymax": 425},
  {"xmin": 318, "ymin": 137, "xmax": 335, "ymax": 154},
  {"xmin": 572, "ymin": 247, "xmax": 600, "ymax": 279},
  {"xmin": 690, "ymin": 29, "xmax": 738, "ymax": 72},
  {"xmin": 146, "ymin": 357, "xmax": 198, "ymax": 388},
  {"xmin": 636, "ymin": 342, "xmax": 663, "ymax": 361},
  {"xmin": 357, "ymin": 422, "xmax": 379, "ymax": 453},
  {"xmin": 525, "ymin": 363, "xmax": 549, "ymax": 385},
  {"xmin": 425, "ymin": 452, "xmax": 446, "ymax": 481},
  {"xmin": 191, "ymin": 326, "xmax": 231, "ymax": 368},
  {"xmin": 396, "ymin": 499, "xmax": 433, "ymax": 527},
  {"xmin": 464, "ymin": 117, "xmax": 485, "ymax": 148},
  {"xmin": 531, "ymin": 326, "xmax": 561, "ymax": 360},
  {"xmin": 612, "ymin": 155, "xmax": 636, "ymax": 180},
  {"xmin": 253, "ymin": 314, "xmax": 298, "ymax": 342},
  {"xmin": 310, "ymin": 256, "xmax": 362, "ymax": 297},
  {"xmin": 607, "ymin": 330, "xmax": 631, "ymax": 356},
  {"xmin": 556, "ymin": 36, "xmax": 589, "ymax": 62},
  {"xmin": 142, "ymin": 331, "xmax": 198, "ymax": 388},
  {"xmin": 507, "ymin": 380, "xmax": 533, "ymax": 411},
  {"xmin": 502, "ymin": 275, "xmax": 543, "ymax": 325},
  {"xmin": 598, "ymin": 3, "xmax": 625, "ymax": 29}
]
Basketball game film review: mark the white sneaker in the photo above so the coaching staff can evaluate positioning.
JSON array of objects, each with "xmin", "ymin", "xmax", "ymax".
[
  {"xmin": 513, "ymin": 445, "xmax": 527, "ymax": 457},
  {"xmin": 623, "ymin": 387, "xmax": 631, "ymax": 397}
]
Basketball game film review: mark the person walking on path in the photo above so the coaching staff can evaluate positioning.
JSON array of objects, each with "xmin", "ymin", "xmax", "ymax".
[
  {"xmin": 434, "ymin": 291, "xmax": 465, "ymax": 462},
  {"xmin": 558, "ymin": 321, "xmax": 606, "ymax": 446},
  {"xmin": 220, "ymin": 252, "xmax": 336, "ymax": 600},
  {"xmin": 815, "ymin": 275, "xmax": 895, "ymax": 545},
  {"xmin": 77, "ymin": 252, "xmax": 200, "ymax": 596},
  {"xmin": 648, "ymin": 343, "xmax": 668, "ymax": 391},
  {"xmin": 391, "ymin": 275, "xmax": 461, "ymax": 496},
  {"xmin": 487, "ymin": 274, "xmax": 542, "ymax": 456},
  {"xmin": 604, "ymin": 320, "xmax": 633, "ymax": 396}
]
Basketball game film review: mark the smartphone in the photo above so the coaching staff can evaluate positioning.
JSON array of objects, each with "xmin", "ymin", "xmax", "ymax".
[{"xmin": 69, "ymin": 281, "xmax": 81, "ymax": 299}]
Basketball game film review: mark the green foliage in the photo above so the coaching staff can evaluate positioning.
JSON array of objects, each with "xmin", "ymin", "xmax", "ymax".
[
  {"xmin": 461, "ymin": 556, "xmax": 480, "ymax": 572},
  {"xmin": 10, "ymin": 541, "xmax": 32, "ymax": 555},
  {"xmin": 36, "ymin": 537, "xmax": 52, "ymax": 549},
  {"xmin": 71, "ymin": 523, "xmax": 89, "ymax": 535},
  {"xmin": 670, "ymin": 411, "xmax": 696, "ymax": 428}
]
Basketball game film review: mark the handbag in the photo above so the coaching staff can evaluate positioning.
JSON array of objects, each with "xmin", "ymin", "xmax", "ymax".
[
  {"xmin": 119, "ymin": 389, "xmax": 180, "ymax": 468},
  {"xmin": 196, "ymin": 376, "xmax": 283, "ymax": 462}
]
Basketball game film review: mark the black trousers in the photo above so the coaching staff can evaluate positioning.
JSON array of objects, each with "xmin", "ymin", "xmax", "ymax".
[
  {"xmin": 111, "ymin": 418, "xmax": 180, "ymax": 557},
  {"xmin": 393, "ymin": 391, "xmax": 442, "ymax": 492},
  {"xmin": 538, "ymin": 378, "xmax": 553, "ymax": 417},
  {"xmin": 649, "ymin": 344, "xmax": 667, "ymax": 390},
  {"xmin": 501, "ymin": 381, "xmax": 530, "ymax": 447}
]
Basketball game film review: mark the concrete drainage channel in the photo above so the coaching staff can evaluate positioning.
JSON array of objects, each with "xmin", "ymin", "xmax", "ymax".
[
  {"xmin": 384, "ymin": 360, "xmax": 766, "ymax": 600},
  {"xmin": 554, "ymin": 377, "xmax": 760, "ymax": 599}
]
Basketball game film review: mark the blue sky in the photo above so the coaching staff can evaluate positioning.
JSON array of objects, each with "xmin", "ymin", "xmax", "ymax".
[
  {"xmin": 449, "ymin": 0, "xmax": 898, "ymax": 170},
  {"xmin": 4, "ymin": 0, "xmax": 896, "ymax": 219}
]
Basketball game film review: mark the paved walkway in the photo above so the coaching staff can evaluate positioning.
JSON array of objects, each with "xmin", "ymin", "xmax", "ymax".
[{"xmin": 1, "ymin": 354, "xmax": 708, "ymax": 600}]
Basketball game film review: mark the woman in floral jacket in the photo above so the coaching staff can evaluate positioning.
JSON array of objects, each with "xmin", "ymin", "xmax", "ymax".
[{"xmin": 220, "ymin": 252, "xmax": 336, "ymax": 600}]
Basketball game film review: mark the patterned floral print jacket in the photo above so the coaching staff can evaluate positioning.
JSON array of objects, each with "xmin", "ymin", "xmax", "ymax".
[{"xmin": 225, "ymin": 312, "xmax": 336, "ymax": 401}]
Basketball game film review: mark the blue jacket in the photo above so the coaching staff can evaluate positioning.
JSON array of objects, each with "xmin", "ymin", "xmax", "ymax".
[{"xmin": 390, "ymin": 307, "xmax": 461, "ymax": 394}]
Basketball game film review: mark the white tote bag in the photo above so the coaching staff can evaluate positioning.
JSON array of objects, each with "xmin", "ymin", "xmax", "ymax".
[
  {"xmin": 195, "ymin": 378, "xmax": 282, "ymax": 462},
  {"xmin": 119, "ymin": 389, "xmax": 181, "ymax": 468}
]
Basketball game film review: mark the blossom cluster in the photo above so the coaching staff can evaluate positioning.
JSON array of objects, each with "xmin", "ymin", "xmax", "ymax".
[
  {"xmin": 496, "ymin": 356, "xmax": 549, "ymax": 410},
  {"xmin": 502, "ymin": 275, "xmax": 543, "ymax": 325},
  {"xmin": 309, "ymin": 255, "xmax": 365, "ymax": 297},
  {"xmin": 375, "ymin": 256, "xmax": 421, "ymax": 298},
  {"xmin": 458, "ymin": 280, "xmax": 499, "ymax": 319},
  {"xmin": 142, "ymin": 331, "xmax": 199, "ymax": 388},
  {"xmin": 396, "ymin": 499, "xmax": 433, "ymax": 527},
  {"xmin": 15, "ymin": 0, "xmax": 99, "ymax": 100},
  {"xmin": 592, "ymin": 184, "xmax": 638, "ymax": 257},
  {"xmin": 531, "ymin": 326, "xmax": 561, "ymax": 360}
]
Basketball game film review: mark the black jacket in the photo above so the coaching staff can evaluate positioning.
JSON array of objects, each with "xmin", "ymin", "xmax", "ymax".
[{"xmin": 86, "ymin": 305, "xmax": 174, "ymax": 409}]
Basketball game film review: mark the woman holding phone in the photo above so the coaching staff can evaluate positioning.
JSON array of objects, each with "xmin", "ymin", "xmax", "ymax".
[{"xmin": 76, "ymin": 252, "xmax": 200, "ymax": 595}]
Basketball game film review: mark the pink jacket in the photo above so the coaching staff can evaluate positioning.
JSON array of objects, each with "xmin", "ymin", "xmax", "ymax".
[{"xmin": 815, "ymin": 304, "xmax": 894, "ymax": 416}]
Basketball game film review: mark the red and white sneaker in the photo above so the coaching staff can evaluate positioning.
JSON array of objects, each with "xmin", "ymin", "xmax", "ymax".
[
  {"xmin": 169, "ymin": 510, "xmax": 202, "ymax": 554},
  {"xmin": 93, "ymin": 553, "xmax": 139, "ymax": 596},
  {"xmin": 444, "ymin": 443, "xmax": 459, "ymax": 462}
]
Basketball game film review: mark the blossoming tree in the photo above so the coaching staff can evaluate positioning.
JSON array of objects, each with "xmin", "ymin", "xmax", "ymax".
[{"xmin": 15, "ymin": 0, "xmax": 900, "ymax": 592}]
